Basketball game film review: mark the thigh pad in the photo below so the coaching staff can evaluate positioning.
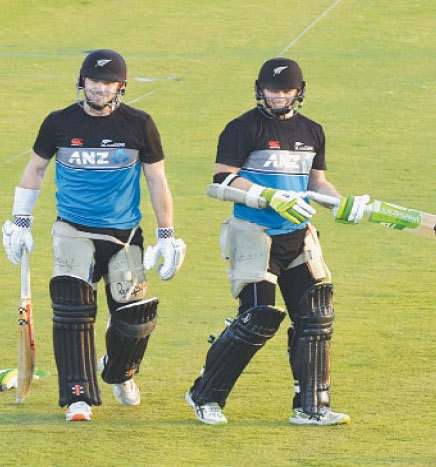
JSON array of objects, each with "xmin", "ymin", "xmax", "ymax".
[
  {"xmin": 220, "ymin": 217, "xmax": 275, "ymax": 298},
  {"xmin": 52, "ymin": 221, "xmax": 95, "ymax": 282},
  {"xmin": 108, "ymin": 245, "xmax": 147, "ymax": 303}
]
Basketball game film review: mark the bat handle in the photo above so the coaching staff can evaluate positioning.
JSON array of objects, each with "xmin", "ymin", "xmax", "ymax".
[
  {"xmin": 21, "ymin": 247, "xmax": 31, "ymax": 298},
  {"xmin": 306, "ymin": 191, "xmax": 373, "ymax": 216}
]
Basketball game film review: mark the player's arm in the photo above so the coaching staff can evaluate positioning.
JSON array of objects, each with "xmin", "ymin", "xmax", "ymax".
[
  {"xmin": 308, "ymin": 168, "xmax": 369, "ymax": 224},
  {"xmin": 142, "ymin": 160, "xmax": 174, "ymax": 228},
  {"xmin": 19, "ymin": 152, "xmax": 50, "ymax": 190},
  {"xmin": 213, "ymin": 163, "xmax": 314, "ymax": 224},
  {"xmin": 2, "ymin": 152, "xmax": 50, "ymax": 264},
  {"xmin": 307, "ymin": 169, "xmax": 341, "ymax": 206},
  {"xmin": 213, "ymin": 163, "xmax": 253, "ymax": 190},
  {"xmin": 142, "ymin": 161, "xmax": 186, "ymax": 280}
]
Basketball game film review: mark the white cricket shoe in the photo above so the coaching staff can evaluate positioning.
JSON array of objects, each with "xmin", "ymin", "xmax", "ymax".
[
  {"xmin": 98, "ymin": 356, "xmax": 141, "ymax": 406},
  {"xmin": 66, "ymin": 401, "xmax": 93, "ymax": 421},
  {"xmin": 289, "ymin": 407, "xmax": 350, "ymax": 426},
  {"xmin": 185, "ymin": 391, "xmax": 227, "ymax": 425},
  {"xmin": 112, "ymin": 379, "xmax": 141, "ymax": 406}
]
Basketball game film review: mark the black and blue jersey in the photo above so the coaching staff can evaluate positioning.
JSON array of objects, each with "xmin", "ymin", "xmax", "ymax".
[
  {"xmin": 216, "ymin": 108, "xmax": 326, "ymax": 235},
  {"xmin": 33, "ymin": 103, "xmax": 164, "ymax": 229}
]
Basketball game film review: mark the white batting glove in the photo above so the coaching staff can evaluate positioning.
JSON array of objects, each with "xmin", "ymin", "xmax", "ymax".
[
  {"xmin": 333, "ymin": 194, "xmax": 370, "ymax": 224},
  {"xmin": 143, "ymin": 227, "xmax": 186, "ymax": 280},
  {"xmin": 2, "ymin": 216, "xmax": 34, "ymax": 264},
  {"xmin": 262, "ymin": 188, "xmax": 315, "ymax": 224}
]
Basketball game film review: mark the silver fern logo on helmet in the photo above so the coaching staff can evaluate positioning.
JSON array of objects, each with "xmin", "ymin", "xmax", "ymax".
[
  {"xmin": 273, "ymin": 66, "xmax": 288, "ymax": 76},
  {"xmin": 95, "ymin": 59, "xmax": 112, "ymax": 68}
]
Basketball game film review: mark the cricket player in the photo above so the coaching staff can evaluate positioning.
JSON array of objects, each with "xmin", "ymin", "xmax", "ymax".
[
  {"xmin": 2, "ymin": 49, "xmax": 186, "ymax": 421},
  {"xmin": 185, "ymin": 57, "xmax": 369, "ymax": 426}
]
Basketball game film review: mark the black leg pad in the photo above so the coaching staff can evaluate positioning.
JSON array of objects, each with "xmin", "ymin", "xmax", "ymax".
[
  {"xmin": 102, "ymin": 297, "xmax": 158, "ymax": 384},
  {"xmin": 190, "ymin": 305, "xmax": 285, "ymax": 408},
  {"xmin": 288, "ymin": 283, "xmax": 334, "ymax": 416},
  {"xmin": 51, "ymin": 276, "xmax": 101, "ymax": 407}
]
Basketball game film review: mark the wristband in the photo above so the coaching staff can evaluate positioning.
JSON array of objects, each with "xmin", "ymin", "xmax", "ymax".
[
  {"xmin": 156, "ymin": 227, "xmax": 175, "ymax": 239},
  {"xmin": 14, "ymin": 216, "xmax": 33, "ymax": 228},
  {"xmin": 12, "ymin": 187, "xmax": 40, "ymax": 216}
]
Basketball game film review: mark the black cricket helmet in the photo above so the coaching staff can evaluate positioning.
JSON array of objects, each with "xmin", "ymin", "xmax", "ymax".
[
  {"xmin": 77, "ymin": 49, "xmax": 127, "ymax": 112},
  {"xmin": 255, "ymin": 57, "xmax": 306, "ymax": 118}
]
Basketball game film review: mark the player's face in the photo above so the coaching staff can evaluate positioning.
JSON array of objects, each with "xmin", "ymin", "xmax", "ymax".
[
  {"xmin": 83, "ymin": 78, "xmax": 122, "ymax": 111},
  {"xmin": 262, "ymin": 88, "xmax": 299, "ymax": 110}
]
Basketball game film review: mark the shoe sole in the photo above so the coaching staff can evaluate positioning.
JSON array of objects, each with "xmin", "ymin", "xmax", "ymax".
[
  {"xmin": 289, "ymin": 415, "xmax": 350, "ymax": 426},
  {"xmin": 66, "ymin": 413, "xmax": 93, "ymax": 422}
]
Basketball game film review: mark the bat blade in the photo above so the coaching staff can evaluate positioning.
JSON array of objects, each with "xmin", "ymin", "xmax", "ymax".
[
  {"xmin": 368, "ymin": 199, "xmax": 436, "ymax": 239},
  {"xmin": 306, "ymin": 191, "xmax": 436, "ymax": 240},
  {"xmin": 16, "ymin": 249, "xmax": 35, "ymax": 403}
]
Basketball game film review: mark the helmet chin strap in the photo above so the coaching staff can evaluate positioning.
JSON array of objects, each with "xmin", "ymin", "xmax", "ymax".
[
  {"xmin": 77, "ymin": 87, "xmax": 122, "ymax": 115},
  {"xmin": 255, "ymin": 82, "xmax": 306, "ymax": 120},
  {"xmin": 256, "ymin": 97, "xmax": 298, "ymax": 119}
]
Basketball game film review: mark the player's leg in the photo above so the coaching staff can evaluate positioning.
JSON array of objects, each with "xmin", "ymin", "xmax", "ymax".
[
  {"xmin": 100, "ymin": 294, "xmax": 158, "ymax": 406},
  {"xmin": 186, "ymin": 218, "xmax": 283, "ymax": 424},
  {"xmin": 187, "ymin": 281, "xmax": 285, "ymax": 424},
  {"xmin": 280, "ymin": 264, "xmax": 350, "ymax": 426},
  {"xmin": 100, "ymin": 240, "xmax": 157, "ymax": 406},
  {"xmin": 51, "ymin": 221, "xmax": 100, "ymax": 421}
]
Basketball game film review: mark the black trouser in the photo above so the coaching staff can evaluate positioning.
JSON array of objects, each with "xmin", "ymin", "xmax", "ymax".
[{"xmin": 238, "ymin": 228, "xmax": 315, "ymax": 317}]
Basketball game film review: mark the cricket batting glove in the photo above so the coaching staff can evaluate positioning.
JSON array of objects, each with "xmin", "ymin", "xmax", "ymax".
[
  {"xmin": 333, "ymin": 194, "xmax": 370, "ymax": 224},
  {"xmin": 262, "ymin": 188, "xmax": 316, "ymax": 224},
  {"xmin": 2, "ymin": 216, "xmax": 34, "ymax": 264},
  {"xmin": 143, "ymin": 227, "xmax": 186, "ymax": 280},
  {"xmin": 2, "ymin": 187, "xmax": 40, "ymax": 265}
]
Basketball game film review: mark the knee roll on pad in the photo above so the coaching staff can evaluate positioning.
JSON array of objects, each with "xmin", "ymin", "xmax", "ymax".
[
  {"xmin": 228, "ymin": 305, "xmax": 286, "ymax": 345},
  {"xmin": 191, "ymin": 305, "xmax": 285, "ymax": 408},
  {"xmin": 102, "ymin": 297, "xmax": 158, "ymax": 384},
  {"xmin": 289, "ymin": 283, "xmax": 334, "ymax": 416},
  {"xmin": 50, "ymin": 276, "xmax": 101, "ymax": 407}
]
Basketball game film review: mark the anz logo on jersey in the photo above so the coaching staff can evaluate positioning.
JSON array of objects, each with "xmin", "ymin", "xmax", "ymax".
[
  {"xmin": 243, "ymin": 149, "xmax": 315, "ymax": 175},
  {"xmin": 56, "ymin": 147, "xmax": 138, "ymax": 169}
]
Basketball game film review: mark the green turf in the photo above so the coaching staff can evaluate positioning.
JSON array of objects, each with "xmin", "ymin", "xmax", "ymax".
[{"xmin": 0, "ymin": 0, "xmax": 435, "ymax": 465}]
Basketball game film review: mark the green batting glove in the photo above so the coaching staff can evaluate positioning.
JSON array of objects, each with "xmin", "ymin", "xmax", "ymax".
[
  {"xmin": 262, "ymin": 188, "xmax": 315, "ymax": 224},
  {"xmin": 333, "ymin": 194, "xmax": 370, "ymax": 224}
]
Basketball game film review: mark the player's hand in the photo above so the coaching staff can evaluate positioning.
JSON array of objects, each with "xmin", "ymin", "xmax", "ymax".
[
  {"xmin": 262, "ymin": 188, "xmax": 315, "ymax": 224},
  {"xmin": 333, "ymin": 194, "xmax": 370, "ymax": 224},
  {"xmin": 2, "ymin": 216, "xmax": 34, "ymax": 264},
  {"xmin": 143, "ymin": 227, "xmax": 186, "ymax": 280}
]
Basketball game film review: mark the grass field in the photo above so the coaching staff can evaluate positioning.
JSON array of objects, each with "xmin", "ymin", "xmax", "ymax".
[{"xmin": 0, "ymin": 0, "xmax": 435, "ymax": 465}]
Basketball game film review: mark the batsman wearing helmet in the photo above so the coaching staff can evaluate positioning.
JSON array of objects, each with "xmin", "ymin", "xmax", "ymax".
[
  {"xmin": 2, "ymin": 49, "xmax": 186, "ymax": 421},
  {"xmin": 185, "ymin": 57, "xmax": 369, "ymax": 426}
]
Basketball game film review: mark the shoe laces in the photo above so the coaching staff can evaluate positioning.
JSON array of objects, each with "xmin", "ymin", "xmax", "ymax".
[
  {"xmin": 200, "ymin": 402, "xmax": 222, "ymax": 416},
  {"xmin": 121, "ymin": 379, "xmax": 137, "ymax": 393},
  {"xmin": 295, "ymin": 407, "xmax": 327, "ymax": 421}
]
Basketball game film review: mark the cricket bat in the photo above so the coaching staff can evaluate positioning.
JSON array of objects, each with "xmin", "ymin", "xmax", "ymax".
[
  {"xmin": 16, "ymin": 247, "xmax": 35, "ymax": 403},
  {"xmin": 306, "ymin": 191, "xmax": 436, "ymax": 240},
  {"xmin": 206, "ymin": 183, "xmax": 435, "ymax": 239}
]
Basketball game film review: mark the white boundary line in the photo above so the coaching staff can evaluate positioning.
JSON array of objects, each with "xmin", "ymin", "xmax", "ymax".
[
  {"xmin": 5, "ymin": 1, "xmax": 341, "ymax": 162},
  {"xmin": 278, "ymin": 0, "xmax": 342, "ymax": 55}
]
